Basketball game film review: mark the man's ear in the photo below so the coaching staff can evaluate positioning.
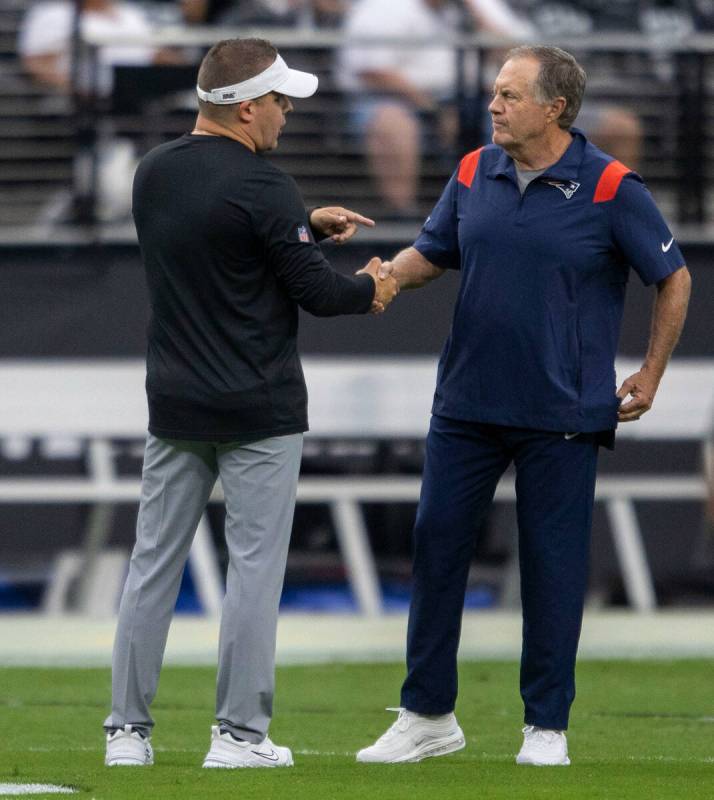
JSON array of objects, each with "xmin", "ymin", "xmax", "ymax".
[
  {"xmin": 548, "ymin": 96, "xmax": 567, "ymax": 124},
  {"xmin": 236, "ymin": 99, "xmax": 256, "ymax": 123}
]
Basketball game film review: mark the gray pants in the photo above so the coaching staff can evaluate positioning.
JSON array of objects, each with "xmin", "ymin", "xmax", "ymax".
[{"xmin": 104, "ymin": 432, "xmax": 303, "ymax": 743}]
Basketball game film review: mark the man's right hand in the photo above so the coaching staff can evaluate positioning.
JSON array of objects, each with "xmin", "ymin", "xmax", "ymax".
[{"xmin": 357, "ymin": 257, "xmax": 399, "ymax": 314}]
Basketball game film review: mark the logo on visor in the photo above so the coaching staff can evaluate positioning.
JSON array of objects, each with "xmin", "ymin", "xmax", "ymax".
[
  {"xmin": 545, "ymin": 180, "xmax": 580, "ymax": 199},
  {"xmin": 221, "ymin": 92, "xmax": 236, "ymax": 100},
  {"xmin": 297, "ymin": 225, "xmax": 310, "ymax": 243}
]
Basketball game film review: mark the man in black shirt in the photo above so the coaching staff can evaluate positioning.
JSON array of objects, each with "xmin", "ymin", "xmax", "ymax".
[{"xmin": 104, "ymin": 37, "xmax": 397, "ymax": 769}]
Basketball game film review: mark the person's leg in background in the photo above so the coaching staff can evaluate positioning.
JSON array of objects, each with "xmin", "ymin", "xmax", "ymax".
[
  {"xmin": 578, "ymin": 103, "xmax": 643, "ymax": 171},
  {"xmin": 106, "ymin": 436, "xmax": 218, "ymax": 738},
  {"xmin": 365, "ymin": 102, "xmax": 421, "ymax": 216}
]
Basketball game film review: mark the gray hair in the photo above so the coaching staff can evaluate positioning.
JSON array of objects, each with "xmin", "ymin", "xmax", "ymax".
[{"xmin": 506, "ymin": 45, "xmax": 586, "ymax": 129}]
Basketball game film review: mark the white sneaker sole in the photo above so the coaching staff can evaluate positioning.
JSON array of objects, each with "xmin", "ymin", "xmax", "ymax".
[
  {"xmin": 202, "ymin": 757, "xmax": 294, "ymax": 769},
  {"xmin": 357, "ymin": 729, "xmax": 466, "ymax": 764},
  {"xmin": 516, "ymin": 754, "xmax": 570, "ymax": 766},
  {"xmin": 105, "ymin": 758, "xmax": 151, "ymax": 767}
]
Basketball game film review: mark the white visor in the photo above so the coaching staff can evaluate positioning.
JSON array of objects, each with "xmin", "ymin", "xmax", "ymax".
[{"xmin": 196, "ymin": 54, "xmax": 318, "ymax": 104}]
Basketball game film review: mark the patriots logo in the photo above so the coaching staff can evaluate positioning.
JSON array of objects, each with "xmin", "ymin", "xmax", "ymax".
[{"xmin": 545, "ymin": 180, "xmax": 580, "ymax": 199}]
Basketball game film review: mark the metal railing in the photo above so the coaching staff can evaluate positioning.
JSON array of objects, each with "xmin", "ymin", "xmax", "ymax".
[{"xmin": 72, "ymin": 27, "xmax": 714, "ymax": 225}]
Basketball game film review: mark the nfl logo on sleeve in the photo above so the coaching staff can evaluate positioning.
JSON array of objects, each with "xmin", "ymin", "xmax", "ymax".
[{"xmin": 297, "ymin": 225, "xmax": 310, "ymax": 242}]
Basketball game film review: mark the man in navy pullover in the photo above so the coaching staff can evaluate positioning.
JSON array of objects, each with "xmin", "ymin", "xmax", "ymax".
[{"xmin": 357, "ymin": 45, "xmax": 691, "ymax": 767}]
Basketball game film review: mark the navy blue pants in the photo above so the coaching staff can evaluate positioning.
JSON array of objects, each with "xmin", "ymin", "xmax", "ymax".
[{"xmin": 401, "ymin": 414, "xmax": 599, "ymax": 730}]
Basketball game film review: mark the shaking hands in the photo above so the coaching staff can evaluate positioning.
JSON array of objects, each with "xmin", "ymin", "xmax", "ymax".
[
  {"xmin": 309, "ymin": 206, "xmax": 398, "ymax": 313},
  {"xmin": 356, "ymin": 257, "xmax": 398, "ymax": 314}
]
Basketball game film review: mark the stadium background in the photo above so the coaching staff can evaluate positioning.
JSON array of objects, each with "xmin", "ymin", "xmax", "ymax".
[{"xmin": 0, "ymin": 0, "xmax": 713, "ymax": 658}]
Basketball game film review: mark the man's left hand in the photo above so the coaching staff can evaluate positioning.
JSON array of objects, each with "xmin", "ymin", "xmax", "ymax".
[
  {"xmin": 616, "ymin": 368, "xmax": 659, "ymax": 422},
  {"xmin": 310, "ymin": 207, "xmax": 375, "ymax": 244}
]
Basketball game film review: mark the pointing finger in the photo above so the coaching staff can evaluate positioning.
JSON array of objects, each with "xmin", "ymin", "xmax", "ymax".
[{"xmin": 344, "ymin": 211, "xmax": 376, "ymax": 227}]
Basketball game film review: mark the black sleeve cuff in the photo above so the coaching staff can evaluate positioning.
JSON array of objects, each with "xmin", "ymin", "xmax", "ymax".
[
  {"xmin": 353, "ymin": 272, "xmax": 376, "ymax": 313},
  {"xmin": 307, "ymin": 206, "xmax": 328, "ymax": 241}
]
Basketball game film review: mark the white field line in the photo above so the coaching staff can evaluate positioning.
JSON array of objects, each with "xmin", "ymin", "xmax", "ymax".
[
  {"xmin": 11, "ymin": 710, "xmax": 713, "ymax": 724},
  {"xmin": 0, "ymin": 785, "xmax": 76, "ymax": 795},
  {"xmin": 16, "ymin": 746, "xmax": 714, "ymax": 765}
]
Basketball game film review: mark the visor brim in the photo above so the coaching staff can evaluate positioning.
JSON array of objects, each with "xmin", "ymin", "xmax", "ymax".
[{"xmin": 274, "ymin": 68, "xmax": 319, "ymax": 99}]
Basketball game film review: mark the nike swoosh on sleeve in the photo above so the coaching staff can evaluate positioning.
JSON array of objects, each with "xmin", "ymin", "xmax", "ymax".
[{"xmin": 661, "ymin": 237, "xmax": 674, "ymax": 252}]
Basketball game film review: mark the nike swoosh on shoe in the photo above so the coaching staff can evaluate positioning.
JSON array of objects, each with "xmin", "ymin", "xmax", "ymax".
[{"xmin": 251, "ymin": 749, "xmax": 280, "ymax": 761}]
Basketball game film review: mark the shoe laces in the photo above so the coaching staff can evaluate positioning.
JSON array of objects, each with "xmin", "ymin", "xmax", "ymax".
[
  {"xmin": 109, "ymin": 724, "xmax": 144, "ymax": 742},
  {"xmin": 522, "ymin": 725, "xmax": 563, "ymax": 746},
  {"xmin": 254, "ymin": 736, "xmax": 278, "ymax": 751},
  {"xmin": 381, "ymin": 707, "xmax": 410, "ymax": 737}
]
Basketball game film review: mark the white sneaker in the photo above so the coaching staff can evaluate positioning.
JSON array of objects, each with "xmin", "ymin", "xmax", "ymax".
[
  {"xmin": 356, "ymin": 707, "xmax": 465, "ymax": 763},
  {"xmin": 516, "ymin": 725, "xmax": 570, "ymax": 766},
  {"xmin": 105, "ymin": 725, "xmax": 154, "ymax": 766},
  {"xmin": 202, "ymin": 726, "xmax": 294, "ymax": 768}
]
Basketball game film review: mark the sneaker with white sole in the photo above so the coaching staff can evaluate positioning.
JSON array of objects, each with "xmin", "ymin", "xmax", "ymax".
[
  {"xmin": 105, "ymin": 725, "xmax": 154, "ymax": 766},
  {"xmin": 202, "ymin": 726, "xmax": 294, "ymax": 768},
  {"xmin": 516, "ymin": 725, "xmax": 570, "ymax": 766},
  {"xmin": 356, "ymin": 707, "xmax": 466, "ymax": 763}
]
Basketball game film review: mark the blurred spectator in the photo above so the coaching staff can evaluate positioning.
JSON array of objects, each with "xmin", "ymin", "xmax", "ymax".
[
  {"xmin": 508, "ymin": 0, "xmax": 698, "ymax": 169},
  {"xmin": 337, "ymin": 0, "xmax": 532, "ymax": 217},
  {"xmin": 310, "ymin": 0, "xmax": 348, "ymax": 27},
  {"xmin": 181, "ymin": 0, "xmax": 347, "ymax": 27},
  {"xmin": 577, "ymin": 105, "xmax": 643, "ymax": 173},
  {"xmin": 18, "ymin": 0, "xmax": 165, "ymax": 97},
  {"xmin": 687, "ymin": 0, "xmax": 714, "ymax": 29},
  {"xmin": 18, "ymin": 0, "xmax": 182, "ymax": 222},
  {"xmin": 514, "ymin": 0, "xmax": 693, "ymax": 37}
]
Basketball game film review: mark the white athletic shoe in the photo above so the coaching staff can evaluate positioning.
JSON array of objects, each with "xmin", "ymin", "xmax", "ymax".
[
  {"xmin": 356, "ymin": 707, "xmax": 466, "ymax": 763},
  {"xmin": 105, "ymin": 725, "xmax": 154, "ymax": 766},
  {"xmin": 202, "ymin": 726, "xmax": 294, "ymax": 768},
  {"xmin": 516, "ymin": 725, "xmax": 570, "ymax": 766}
]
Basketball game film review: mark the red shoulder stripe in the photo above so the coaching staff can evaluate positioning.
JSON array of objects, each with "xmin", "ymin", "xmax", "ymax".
[
  {"xmin": 457, "ymin": 148, "xmax": 483, "ymax": 188},
  {"xmin": 593, "ymin": 160, "xmax": 631, "ymax": 203}
]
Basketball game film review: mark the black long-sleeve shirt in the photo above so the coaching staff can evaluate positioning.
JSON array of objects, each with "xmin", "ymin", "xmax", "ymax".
[{"xmin": 132, "ymin": 134, "xmax": 375, "ymax": 441}]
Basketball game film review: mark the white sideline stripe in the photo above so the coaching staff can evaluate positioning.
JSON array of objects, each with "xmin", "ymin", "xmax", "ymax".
[
  {"xmin": 628, "ymin": 756, "xmax": 714, "ymax": 764},
  {"xmin": 0, "ymin": 786, "xmax": 76, "ymax": 795},
  {"xmin": 18, "ymin": 747, "xmax": 714, "ymax": 764},
  {"xmin": 1, "ymin": 611, "xmax": 714, "ymax": 666}
]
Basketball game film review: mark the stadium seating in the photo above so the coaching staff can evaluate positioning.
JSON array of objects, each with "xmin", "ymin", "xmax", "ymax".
[
  {"xmin": 0, "ymin": 0, "xmax": 74, "ymax": 224},
  {"xmin": 0, "ymin": 14, "xmax": 707, "ymax": 225}
]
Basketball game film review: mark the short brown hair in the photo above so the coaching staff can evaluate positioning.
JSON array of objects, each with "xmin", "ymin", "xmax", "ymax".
[
  {"xmin": 506, "ymin": 45, "xmax": 586, "ymax": 129},
  {"xmin": 197, "ymin": 38, "xmax": 277, "ymax": 118}
]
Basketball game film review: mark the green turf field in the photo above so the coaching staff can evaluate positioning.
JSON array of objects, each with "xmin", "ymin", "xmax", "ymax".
[{"xmin": 0, "ymin": 660, "xmax": 711, "ymax": 799}]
